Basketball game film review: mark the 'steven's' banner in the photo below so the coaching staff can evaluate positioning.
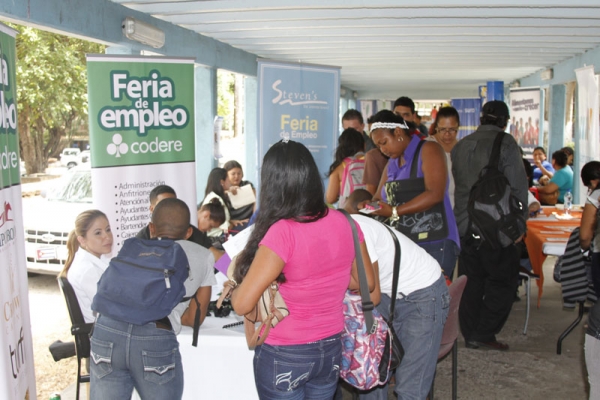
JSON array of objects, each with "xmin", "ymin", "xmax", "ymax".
[
  {"xmin": 450, "ymin": 98, "xmax": 481, "ymax": 139},
  {"xmin": 87, "ymin": 55, "xmax": 196, "ymax": 252},
  {"xmin": 575, "ymin": 66, "xmax": 600, "ymax": 204},
  {"xmin": 0, "ymin": 24, "xmax": 37, "ymax": 400},
  {"xmin": 257, "ymin": 60, "xmax": 340, "ymax": 183},
  {"xmin": 509, "ymin": 88, "xmax": 542, "ymax": 158}
]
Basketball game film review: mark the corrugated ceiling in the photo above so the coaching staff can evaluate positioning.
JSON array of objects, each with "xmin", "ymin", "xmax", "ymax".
[{"xmin": 111, "ymin": 1, "xmax": 600, "ymax": 100}]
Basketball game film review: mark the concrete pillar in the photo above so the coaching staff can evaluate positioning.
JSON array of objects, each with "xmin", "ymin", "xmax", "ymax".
[
  {"xmin": 244, "ymin": 76, "xmax": 258, "ymax": 191},
  {"xmin": 538, "ymin": 87, "xmax": 545, "ymax": 148},
  {"xmin": 572, "ymin": 86, "xmax": 581, "ymax": 204},
  {"xmin": 549, "ymin": 84, "xmax": 566, "ymax": 155},
  {"xmin": 194, "ymin": 66, "xmax": 218, "ymax": 202}
]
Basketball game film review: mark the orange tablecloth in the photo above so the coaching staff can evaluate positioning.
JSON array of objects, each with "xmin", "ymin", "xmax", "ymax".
[{"xmin": 524, "ymin": 207, "xmax": 582, "ymax": 305}]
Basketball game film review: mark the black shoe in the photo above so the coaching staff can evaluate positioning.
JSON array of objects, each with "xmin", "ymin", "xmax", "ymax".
[{"xmin": 466, "ymin": 340, "xmax": 509, "ymax": 351}]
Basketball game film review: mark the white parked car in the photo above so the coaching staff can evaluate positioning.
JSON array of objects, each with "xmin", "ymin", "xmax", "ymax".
[
  {"xmin": 23, "ymin": 164, "xmax": 92, "ymax": 274},
  {"xmin": 80, "ymin": 150, "xmax": 91, "ymax": 163},
  {"xmin": 59, "ymin": 148, "xmax": 90, "ymax": 168}
]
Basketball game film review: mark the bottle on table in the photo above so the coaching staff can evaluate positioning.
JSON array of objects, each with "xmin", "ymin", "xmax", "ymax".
[{"xmin": 564, "ymin": 190, "xmax": 572, "ymax": 215}]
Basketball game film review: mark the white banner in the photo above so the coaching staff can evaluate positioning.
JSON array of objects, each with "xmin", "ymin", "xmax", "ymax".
[
  {"xmin": 0, "ymin": 23, "xmax": 37, "ymax": 400},
  {"xmin": 86, "ymin": 56, "xmax": 197, "ymax": 252},
  {"xmin": 575, "ymin": 66, "xmax": 600, "ymax": 204}
]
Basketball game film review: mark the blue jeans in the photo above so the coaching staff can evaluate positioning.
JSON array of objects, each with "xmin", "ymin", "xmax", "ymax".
[
  {"xmin": 254, "ymin": 333, "xmax": 342, "ymax": 400},
  {"xmin": 359, "ymin": 275, "xmax": 450, "ymax": 400},
  {"xmin": 90, "ymin": 315, "xmax": 183, "ymax": 400},
  {"xmin": 419, "ymin": 239, "xmax": 459, "ymax": 279}
]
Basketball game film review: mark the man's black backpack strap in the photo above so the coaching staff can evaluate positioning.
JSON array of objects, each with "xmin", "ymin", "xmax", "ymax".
[{"xmin": 488, "ymin": 131, "xmax": 505, "ymax": 170}]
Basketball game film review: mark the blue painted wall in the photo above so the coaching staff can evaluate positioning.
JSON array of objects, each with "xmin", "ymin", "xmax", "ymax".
[{"xmin": 518, "ymin": 46, "xmax": 600, "ymax": 89}]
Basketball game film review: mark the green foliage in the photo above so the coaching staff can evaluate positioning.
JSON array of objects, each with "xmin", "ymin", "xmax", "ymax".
[
  {"xmin": 10, "ymin": 23, "xmax": 104, "ymax": 172},
  {"xmin": 217, "ymin": 69, "xmax": 234, "ymax": 131}
]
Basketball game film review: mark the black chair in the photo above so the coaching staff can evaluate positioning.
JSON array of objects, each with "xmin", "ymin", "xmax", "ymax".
[{"xmin": 58, "ymin": 276, "xmax": 94, "ymax": 400}]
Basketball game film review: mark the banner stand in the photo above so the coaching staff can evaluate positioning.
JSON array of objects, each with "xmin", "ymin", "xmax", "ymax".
[{"xmin": 0, "ymin": 23, "xmax": 37, "ymax": 400}]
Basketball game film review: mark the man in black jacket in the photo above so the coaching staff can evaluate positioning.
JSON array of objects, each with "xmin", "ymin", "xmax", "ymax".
[{"xmin": 451, "ymin": 101, "xmax": 528, "ymax": 351}]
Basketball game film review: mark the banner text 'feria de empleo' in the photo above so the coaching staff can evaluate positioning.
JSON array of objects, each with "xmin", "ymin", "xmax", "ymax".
[
  {"xmin": 87, "ymin": 55, "xmax": 196, "ymax": 253},
  {"xmin": 257, "ymin": 60, "xmax": 340, "ymax": 186}
]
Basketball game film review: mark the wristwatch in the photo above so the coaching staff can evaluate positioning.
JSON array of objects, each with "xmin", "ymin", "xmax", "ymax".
[{"xmin": 390, "ymin": 206, "xmax": 399, "ymax": 222}]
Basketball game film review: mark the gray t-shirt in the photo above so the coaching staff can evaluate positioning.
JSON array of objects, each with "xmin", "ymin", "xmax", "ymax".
[{"xmin": 167, "ymin": 240, "xmax": 216, "ymax": 334}]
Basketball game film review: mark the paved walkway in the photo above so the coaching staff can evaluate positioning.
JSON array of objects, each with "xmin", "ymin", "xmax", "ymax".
[{"xmin": 60, "ymin": 256, "xmax": 589, "ymax": 400}]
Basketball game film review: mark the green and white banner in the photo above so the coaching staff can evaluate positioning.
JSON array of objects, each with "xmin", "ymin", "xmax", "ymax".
[
  {"xmin": 0, "ymin": 24, "xmax": 37, "ymax": 400},
  {"xmin": 87, "ymin": 55, "xmax": 196, "ymax": 250}
]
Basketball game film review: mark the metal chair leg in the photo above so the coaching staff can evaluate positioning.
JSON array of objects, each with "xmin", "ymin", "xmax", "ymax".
[
  {"xmin": 557, "ymin": 301, "xmax": 585, "ymax": 355},
  {"xmin": 76, "ymin": 357, "xmax": 81, "ymax": 400},
  {"xmin": 452, "ymin": 341, "xmax": 458, "ymax": 400},
  {"xmin": 522, "ymin": 273, "xmax": 530, "ymax": 335}
]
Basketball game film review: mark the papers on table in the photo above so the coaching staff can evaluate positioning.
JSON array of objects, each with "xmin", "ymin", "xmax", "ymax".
[
  {"xmin": 552, "ymin": 212, "xmax": 577, "ymax": 220},
  {"xmin": 530, "ymin": 214, "xmax": 556, "ymax": 220}
]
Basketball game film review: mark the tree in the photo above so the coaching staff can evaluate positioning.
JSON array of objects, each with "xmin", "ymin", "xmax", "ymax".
[
  {"xmin": 217, "ymin": 69, "xmax": 234, "ymax": 132},
  {"xmin": 12, "ymin": 24, "xmax": 104, "ymax": 174}
]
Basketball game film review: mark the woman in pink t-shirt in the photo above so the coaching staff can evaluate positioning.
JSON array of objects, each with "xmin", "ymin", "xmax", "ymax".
[{"xmin": 230, "ymin": 140, "xmax": 375, "ymax": 399}]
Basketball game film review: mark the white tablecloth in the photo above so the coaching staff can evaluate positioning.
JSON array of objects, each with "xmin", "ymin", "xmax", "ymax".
[
  {"xmin": 132, "ymin": 314, "xmax": 257, "ymax": 400},
  {"xmin": 180, "ymin": 315, "xmax": 257, "ymax": 400},
  {"xmin": 542, "ymin": 242, "xmax": 568, "ymax": 256}
]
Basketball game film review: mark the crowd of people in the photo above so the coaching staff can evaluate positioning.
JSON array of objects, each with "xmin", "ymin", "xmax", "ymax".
[{"xmin": 59, "ymin": 96, "xmax": 597, "ymax": 400}]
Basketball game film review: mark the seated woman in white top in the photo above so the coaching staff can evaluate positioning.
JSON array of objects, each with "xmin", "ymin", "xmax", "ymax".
[
  {"xmin": 61, "ymin": 210, "xmax": 113, "ymax": 323},
  {"xmin": 202, "ymin": 167, "xmax": 231, "ymax": 238}
]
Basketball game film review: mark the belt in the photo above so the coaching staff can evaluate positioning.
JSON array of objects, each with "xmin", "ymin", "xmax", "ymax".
[{"xmin": 155, "ymin": 317, "xmax": 173, "ymax": 331}]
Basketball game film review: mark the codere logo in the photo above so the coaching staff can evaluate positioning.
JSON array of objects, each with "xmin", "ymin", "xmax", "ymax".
[
  {"xmin": 107, "ymin": 134, "xmax": 128, "ymax": 157},
  {"xmin": 106, "ymin": 133, "xmax": 183, "ymax": 158}
]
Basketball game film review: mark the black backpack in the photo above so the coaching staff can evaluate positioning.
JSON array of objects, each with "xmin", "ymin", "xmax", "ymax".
[{"xmin": 467, "ymin": 132, "xmax": 525, "ymax": 249}]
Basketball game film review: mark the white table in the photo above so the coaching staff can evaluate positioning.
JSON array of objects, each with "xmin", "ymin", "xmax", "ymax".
[
  {"xmin": 542, "ymin": 242, "xmax": 568, "ymax": 256},
  {"xmin": 132, "ymin": 315, "xmax": 257, "ymax": 400},
  {"xmin": 180, "ymin": 315, "xmax": 257, "ymax": 400}
]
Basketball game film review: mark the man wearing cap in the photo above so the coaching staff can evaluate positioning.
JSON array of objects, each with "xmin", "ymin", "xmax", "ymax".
[{"xmin": 451, "ymin": 100, "xmax": 528, "ymax": 351}]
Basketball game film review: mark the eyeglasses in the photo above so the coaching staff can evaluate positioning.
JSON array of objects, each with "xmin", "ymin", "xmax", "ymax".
[{"xmin": 436, "ymin": 127, "xmax": 458, "ymax": 135}]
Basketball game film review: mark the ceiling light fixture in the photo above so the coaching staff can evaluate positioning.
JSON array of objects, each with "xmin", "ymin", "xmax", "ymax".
[
  {"xmin": 122, "ymin": 17, "xmax": 165, "ymax": 49},
  {"xmin": 540, "ymin": 68, "xmax": 554, "ymax": 81}
]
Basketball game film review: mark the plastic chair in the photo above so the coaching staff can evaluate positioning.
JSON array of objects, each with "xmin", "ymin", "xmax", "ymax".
[
  {"xmin": 519, "ymin": 266, "xmax": 540, "ymax": 335},
  {"xmin": 58, "ymin": 276, "xmax": 94, "ymax": 400},
  {"xmin": 429, "ymin": 275, "xmax": 468, "ymax": 400}
]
